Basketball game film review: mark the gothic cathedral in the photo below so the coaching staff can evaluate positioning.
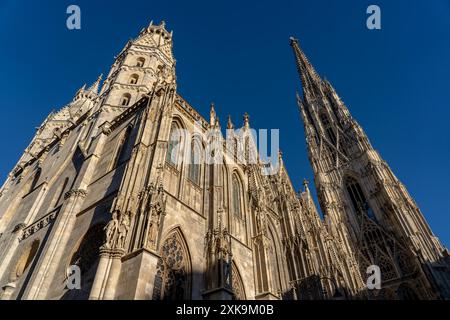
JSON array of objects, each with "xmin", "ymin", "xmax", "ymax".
[{"xmin": 0, "ymin": 21, "xmax": 448, "ymax": 300}]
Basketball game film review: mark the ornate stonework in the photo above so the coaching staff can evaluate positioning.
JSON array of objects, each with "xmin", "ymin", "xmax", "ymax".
[{"xmin": 0, "ymin": 22, "xmax": 447, "ymax": 301}]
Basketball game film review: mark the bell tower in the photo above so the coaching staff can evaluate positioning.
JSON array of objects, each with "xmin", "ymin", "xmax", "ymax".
[
  {"xmin": 95, "ymin": 21, "xmax": 176, "ymax": 124},
  {"xmin": 290, "ymin": 37, "xmax": 450, "ymax": 299}
]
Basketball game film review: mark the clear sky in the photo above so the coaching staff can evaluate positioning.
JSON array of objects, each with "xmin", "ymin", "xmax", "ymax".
[{"xmin": 0, "ymin": 1, "xmax": 448, "ymax": 246}]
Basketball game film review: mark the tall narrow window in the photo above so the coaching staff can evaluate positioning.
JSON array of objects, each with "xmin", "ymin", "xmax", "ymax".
[
  {"xmin": 53, "ymin": 177, "xmax": 69, "ymax": 208},
  {"xmin": 29, "ymin": 168, "xmax": 41, "ymax": 193},
  {"xmin": 129, "ymin": 74, "xmax": 139, "ymax": 85},
  {"xmin": 111, "ymin": 126, "xmax": 132, "ymax": 169},
  {"xmin": 120, "ymin": 93, "xmax": 131, "ymax": 106},
  {"xmin": 13, "ymin": 239, "xmax": 40, "ymax": 281},
  {"xmin": 166, "ymin": 122, "xmax": 182, "ymax": 167},
  {"xmin": 152, "ymin": 229, "xmax": 192, "ymax": 300},
  {"xmin": 232, "ymin": 174, "xmax": 242, "ymax": 218},
  {"xmin": 345, "ymin": 177, "xmax": 376, "ymax": 220},
  {"xmin": 136, "ymin": 57, "xmax": 145, "ymax": 67},
  {"xmin": 320, "ymin": 113, "xmax": 337, "ymax": 145},
  {"xmin": 188, "ymin": 140, "xmax": 201, "ymax": 185}
]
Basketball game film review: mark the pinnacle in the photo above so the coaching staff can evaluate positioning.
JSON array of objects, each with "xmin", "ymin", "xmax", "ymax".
[
  {"xmin": 87, "ymin": 74, "xmax": 103, "ymax": 94},
  {"xmin": 227, "ymin": 115, "xmax": 234, "ymax": 129},
  {"xmin": 243, "ymin": 112, "xmax": 250, "ymax": 127}
]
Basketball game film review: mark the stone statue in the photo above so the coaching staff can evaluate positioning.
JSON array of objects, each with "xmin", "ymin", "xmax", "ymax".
[
  {"xmin": 117, "ymin": 211, "xmax": 131, "ymax": 249},
  {"xmin": 147, "ymin": 206, "xmax": 161, "ymax": 249},
  {"xmin": 104, "ymin": 211, "xmax": 119, "ymax": 248}
]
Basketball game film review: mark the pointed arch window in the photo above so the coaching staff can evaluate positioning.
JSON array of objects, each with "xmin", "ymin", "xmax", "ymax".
[
  {"xmin": 267, "ymin": 228, "xmax": 282, "ymax": 294},
  {"xmin": 129, "ymin": 74, "xmax": 139, "ymax": 85},
  {"xmin": 120, "ymin": 93, "xmax": 131, "ymax": 106},
  {"xmin": 345, "ymin": 177, "xmax": 376, "ymax": 220},
  {"xmin": 13, "ymin": 239, "xmax": 40, "ymax": 281},
  {"xmin": 52, "ymin": 177, "xmax": 69, "ymax": 208},
  {"xmin": 166, "ymin": 122, "xmax": 182, "ymax": 167},
  {"xmin": 136, "ymin": 57, "xmax": 145, "ymax": 67},
  {"xmin": 320, "ymin": 113, "xmax": 337, "ymax": 145},
  {"xmin": 188, "ymin": 139, "xmax": 202, "ymax": 185},
  {"xmin": 152, "ymin": 230, "xmax": 191, "ymax": 300},
  {"xmin": 28, "ymin": 168, "xmax": 41, "ymax": 194},
  {"xmin": 232, "ymin": 174, "xmax": 243, "ymax": 218},
  {"xmin": 62, "ymin": 224, "xmax": 105, "ymax": 300},
  {"xmin": 231, "ymin": 262, "xmax": 246, "ymax": 300},
  {"xmin": 111, "ymin": 126, "xmax": 132, "ymax": 169}
]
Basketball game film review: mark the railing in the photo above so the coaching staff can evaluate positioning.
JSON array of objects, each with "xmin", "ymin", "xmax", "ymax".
[{"xmin": 20, "ymin": 209, "xmax": 59, "ymax": 241}]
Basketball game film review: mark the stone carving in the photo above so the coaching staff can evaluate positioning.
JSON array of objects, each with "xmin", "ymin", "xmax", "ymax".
[
  {"xmin": 64, "ymin": 189, "xmax": 87, "ymax": 200},
  {"xmin": 146, "ymin": 182, "xmax": 166, "ymax": 250},
  {"xmin": 21, "ymin": 211, "xmax": 57, "ymax": 241},
  {"xmin": 102, "ymin": 210, "xmax": 131, "ymax": 250}
]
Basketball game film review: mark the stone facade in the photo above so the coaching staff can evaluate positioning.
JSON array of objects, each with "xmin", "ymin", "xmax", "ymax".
[{"xmin": 0, "ymin": 21, "xmax": 448, "ymax": 300}]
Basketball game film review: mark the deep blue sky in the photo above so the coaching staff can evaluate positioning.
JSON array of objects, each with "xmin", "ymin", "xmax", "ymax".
[{"xmin": 0, "ymin": 1, "xmax": 448, "ymax": 246}]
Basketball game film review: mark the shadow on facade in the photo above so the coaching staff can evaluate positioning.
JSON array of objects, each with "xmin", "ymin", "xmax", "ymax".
[{"xmin": 58, "ymin": 139, "xmax": 132, "ymax": 300}]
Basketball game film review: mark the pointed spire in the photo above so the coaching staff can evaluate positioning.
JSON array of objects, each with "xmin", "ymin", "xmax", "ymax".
[
  {"xmin": 227, "ymin": 115, "xmax": 234, "ymax": 129},
  {"xmin": 88, "ymin": 74, "xmax": 102, "ymax": 93},
  {"xmin": 76, "ymin": 83, "xmax": 86, "ymax": 94},
  {"xmin": 278, "ymin": 149, "xmax": 283, "ymax": 166},
  {"xmin": 215, "ymin": 116, "xmax": 220, "ymax": 128},
  {"xmin": 289, "ymin": 37, "xmax": 323, "ymax": 98},
  {"xmin": 243, "ymin": 112, "xmax": 250, "ymax": 128},
  {"xmin": 210, "ymin": 102, "xmax": 216, "ymax": 126},
  {"xmin": 303, "ymin": 178, "xmax": 310, "ymax": 193}
]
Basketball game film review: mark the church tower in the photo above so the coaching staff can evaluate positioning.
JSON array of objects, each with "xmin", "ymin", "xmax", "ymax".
[
  {"xmin": 290, "ymin": 37, "xmax": 450, "ymax": 299},
  {"xmin": 94, "ymin": 20, "xmax": 176, "ymax": 125}
]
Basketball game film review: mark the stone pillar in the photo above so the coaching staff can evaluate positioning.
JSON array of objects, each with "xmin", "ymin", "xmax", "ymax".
[
  {"xmin": 89, "ymin": 252, "xmax": 112, "ymax": 300},
  {"xmin": 89, "ymin": 248, "xmax": 124, "ymax": 300},
  {"xmin": 103, "ymin": 252, "xmax": 123, "ymax": 300}
]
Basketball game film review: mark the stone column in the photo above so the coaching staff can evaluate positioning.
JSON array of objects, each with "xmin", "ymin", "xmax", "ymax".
[{"xmin": 89, "ymin": 248, "xmax": 124, "ymax": 300}]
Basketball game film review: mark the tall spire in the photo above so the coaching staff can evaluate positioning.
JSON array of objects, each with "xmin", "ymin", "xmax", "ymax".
[{"xmin": 289, "ymin": 37, "xmax": 322, "ymax": 99}]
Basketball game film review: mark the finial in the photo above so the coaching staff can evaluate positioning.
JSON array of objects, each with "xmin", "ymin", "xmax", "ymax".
[
  {"xmin": 303, "ymin": 178, "xmax": 309, "ymax": 188},
  {"xmin": 289, "ymin": 36, "xmax": 298, "ymax": 45},
  {"xmin": 160, "ymin": 20, "xmax": 166, "ymax": 27},
  {"xmin": 149, "ymin": 20, "xmax": 153, "ymax": 26},
  {"xmin": 227, "ymin": 115, "xmax": 234, "ymax": 129},
  {"xmin": 278, "ymin": 149, "xmax": 283, "ymax": 164},
  {"xmin": 243, "ymin": 112, "xmax": 250, "ymax": 127},
  {"xmin": 210, "ymin": 102, "xmax": 216, "ymax": 126}
]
